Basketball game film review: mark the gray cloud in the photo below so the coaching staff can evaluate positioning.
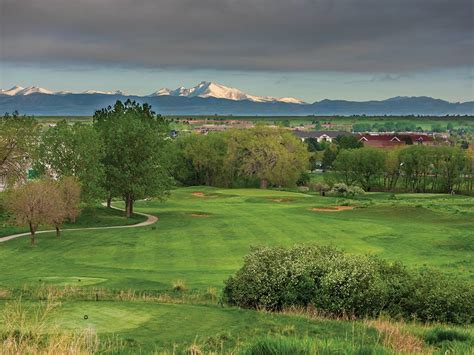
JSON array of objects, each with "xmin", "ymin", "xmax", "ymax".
[{"xmin": 1, "ymin": 0, "xmax": 473, "ymax": 72}]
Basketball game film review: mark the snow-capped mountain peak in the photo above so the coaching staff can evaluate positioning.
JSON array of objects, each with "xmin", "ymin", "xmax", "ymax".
[
  {"xmin": 81, "ymin": 89, "xmax": 126, "ymax": 95},
  {"xmin": 148, "ymin": 81, "xmax": 306, "ymax": 104},
  {"xmin": 0, "ymin": 82, "xmax": 305, "ymax": 103},
  {"xmin": 0, "ymin": 85, "xmax": 54, "ymax": 96},
  {"xmin": 0, "ymin": 85, "xmax": 25, "ymax": 95}
]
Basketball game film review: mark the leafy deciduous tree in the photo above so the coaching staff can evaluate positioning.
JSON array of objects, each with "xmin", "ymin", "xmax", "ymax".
[
  {"xmin": 6, "ymin": 180, "xmax": 63, "ymax": 245},
  {"xmin": 225, "ymin": 127, "xmax": 309, "ymax": 188},
  {"xmin": 0, "ymin": 112, "xmax": 39, "ymax": 187},
  {"xmin": 35, "ymin": 121, "xmax": 105, "ymax": 201},
  {"xmin": 93, "ymin": 100, "xmax": 172, "ymax": 217}
]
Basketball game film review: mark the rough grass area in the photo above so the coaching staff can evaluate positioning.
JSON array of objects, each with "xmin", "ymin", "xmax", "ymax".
[{"xmin": 0, "ymin": 298, "xmax": 472, "ymax": 354}]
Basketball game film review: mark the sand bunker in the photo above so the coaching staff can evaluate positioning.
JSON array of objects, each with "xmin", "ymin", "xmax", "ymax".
[
  {"xmin": 270, "ymin": 198, "xmax": 293, "ymax": 203},
  {"xmin": 191, "ymin": 192, "xmax": 218, "ymax": 198},
  {"xmin": 311, "ymin": 206, "xmax": 355, "ymax": 212}
]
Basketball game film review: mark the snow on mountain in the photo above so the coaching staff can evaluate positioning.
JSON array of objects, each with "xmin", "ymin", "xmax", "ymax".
[
  {"xmin": 277, "ymin": 97, "xmax": 307, "ymax": 104},
  {"xmin": 149, "ymin": 81, "xmax": 306, "ymax": 104},
  {"xmin": 81, "ymin": 89, "xmax": 126, "ymax": 95},
  {"xmin": 0, "ymin": 82, "xmax": 305, "ymax": 103},
  {"xmin": 0, "ymin": 85, "xmax": 25, "ymax": 95},
  {"xmin": 0, "ymin": 85, "xmax": 54, "ymax": 96},
  {"xmin": 150, "ymin": 88, "xmax": 173, "ymax": 96}
]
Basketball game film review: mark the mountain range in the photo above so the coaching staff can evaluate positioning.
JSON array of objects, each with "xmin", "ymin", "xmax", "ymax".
[{"xmin": 1, "ymin": 82, "xmax": 473, "ymax": 116}]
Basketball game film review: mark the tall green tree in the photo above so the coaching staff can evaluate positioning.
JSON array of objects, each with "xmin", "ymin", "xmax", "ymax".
[
  {"xmin": 0, "ymin": 112, "xmax": 39, "ymax": 186},
  {"xmin": 170, "ymin": 133, "xmax": 227, "ymax": 186},
  {"xmin": 35, "ymin": 121, "xmax": 105, "ymax": 201},
  {"xmin": 335, "ymin": 135, "xmax": 363, "ymax": 149},
  {"xmin": 94, "ymin": 100, "xmax": 172, "ymax": 217},
  {"xmin": 321, "ymin": 145, "xmax": 337, "ymax": 171},
  {"xmin": 333, "ymin": 148, "xmax": 385, "ymax": 191},
  {"xmin": 226, "ymin": 127, "xmax": 309, "ymax": 188},
  {"xmin": 353, "ymin": 148, "xmax": 386, "ymax": 191},
  {"xmin": 332, "ymin": 150, "xmax": 358, "ymax": 186}
]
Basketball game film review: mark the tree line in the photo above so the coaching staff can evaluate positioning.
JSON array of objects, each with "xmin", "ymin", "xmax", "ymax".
[
  {"xmin": 168, "ymin": 127, "xmax": 309, "ymax": 189},
  {"xmin": 0, "ymin": 101, "xmax": 310, "ymax": 244},
  {"xmin": 1, "ymin": 100, "xmax": 473, "ymax": 245},
  {"xmin": 331, "ymin": 145, "xmax": 473, "ymax": 193}
]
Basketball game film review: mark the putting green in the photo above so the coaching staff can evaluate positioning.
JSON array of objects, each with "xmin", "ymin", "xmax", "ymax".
[{"xmin": 32, "ymin": 276, "xmax": 107, "ymax": 287}]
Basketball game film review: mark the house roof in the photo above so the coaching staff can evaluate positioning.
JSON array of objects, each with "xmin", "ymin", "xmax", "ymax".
[
  {"xmin": 357, "ymin": 133, "xmax": 434, "ymax": 142},
  {"xmin": 293, "ymin": 130, "xmax": 351, "ymax": 139}
]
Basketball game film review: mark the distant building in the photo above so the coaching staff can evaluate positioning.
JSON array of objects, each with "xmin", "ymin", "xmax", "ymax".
[
  {"xmin": 357, "ymin": 133, "xmax": 435, "ymax": 148},
  {"xmin": 293, "ymin": 130, "xmax": 351, "ymax": 143}
]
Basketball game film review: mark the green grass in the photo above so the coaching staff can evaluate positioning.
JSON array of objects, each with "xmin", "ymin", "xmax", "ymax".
[
  {"xmin": 0, "ymin": 187, "xmax": 473, "ymax": 352},
  {"xmin": 0, "ymin": 204, "xmax": 146, "ymax": 238},
  {"xmin": 46, "ymin": 301, "xmax": 382, "ymax": 352},
  {"xmin": 1, "ymin": 188, "xmax": 473, "ymax": 290}
]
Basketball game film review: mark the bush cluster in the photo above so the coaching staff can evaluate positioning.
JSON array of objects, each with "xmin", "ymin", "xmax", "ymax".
[
  {"xmin": 223, "ymin": 245, "xmax": 473, "ymax": 324},
  {"xmin": 328, "ymin": 183, "xmax": 365, "ymax": 197}
]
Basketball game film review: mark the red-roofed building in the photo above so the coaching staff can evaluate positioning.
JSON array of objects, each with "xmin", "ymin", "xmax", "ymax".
[{"xmin": 357, "ymin": 133, "xmax": 435, "ymax": 148}]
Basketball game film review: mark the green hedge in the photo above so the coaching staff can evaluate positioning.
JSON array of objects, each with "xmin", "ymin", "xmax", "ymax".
[{"xmin": 223, "ymin": 245, "xmax": 473, "ymax": 324}]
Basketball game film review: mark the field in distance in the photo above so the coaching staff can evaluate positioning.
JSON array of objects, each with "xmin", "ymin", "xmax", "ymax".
[{"xmin": 34, "ymin": 115, "xmax": 474, "ymax": 131}]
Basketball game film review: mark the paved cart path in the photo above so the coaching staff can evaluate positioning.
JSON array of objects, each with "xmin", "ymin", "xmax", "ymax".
[{"xmin": 0, "ymin": 203, "xmax": 158, "ymax": 243}]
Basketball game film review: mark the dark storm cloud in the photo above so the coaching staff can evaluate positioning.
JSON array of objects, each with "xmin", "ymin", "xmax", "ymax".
[{"xmin": 1, "ymin": 0, "xmax": 472, "ymax": 72}]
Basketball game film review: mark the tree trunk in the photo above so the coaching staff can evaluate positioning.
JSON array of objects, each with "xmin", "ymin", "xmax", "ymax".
[
  {"xmin": 125, "ymin": 195, "xmax": 133, "ymax": 218},
  {"xmin": 29, "ymin": 222, "xmax": 35, "ymax": 246},
  {"xmin": 260, "ymin": 179, "xmax": 268, "ymax": 189},
  {"xmin": 55, "ymin": 225, "xmax": 61, "ymax": 238},
  {"xmin": 106, "ymin": 196, "xmax": 112, "ymax": 208}
]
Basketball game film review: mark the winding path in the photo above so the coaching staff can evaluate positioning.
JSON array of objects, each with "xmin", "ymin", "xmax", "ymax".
[{"xmin": 0, "ymin": 203, "xmax": 158, "ymax": 243}]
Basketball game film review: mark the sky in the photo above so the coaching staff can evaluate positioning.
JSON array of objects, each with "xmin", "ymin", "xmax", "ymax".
[{"xmin": 1, "ymin": 0, "xmax": 473, "ymax": 102}]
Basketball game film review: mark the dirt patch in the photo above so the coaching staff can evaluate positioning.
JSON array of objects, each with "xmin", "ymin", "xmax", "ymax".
[
  {"xmin": 190, "ymin": 213, "xmax": 210, "ymax": 217},
  {"xmin": 191, "ymin": 192, "xmax": 218, "ymax": 198},
  {"xmin": 311, "ymin": 206, "xmax": 355, "ymax": 212},
  {"xmin": 270, "ymin": 198, "xmax": 293, "ymax": 203}
]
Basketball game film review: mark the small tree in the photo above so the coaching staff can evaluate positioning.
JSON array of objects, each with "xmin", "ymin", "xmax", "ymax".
[
  {"xmin": 6, "ymin": 180, "xmax": 64, "ymax": 245},
  {"xmin": 51, "ymin": 177, "xmax": 82, "ymax": 238},
  {"xmin": 58, "ymin": 176, "xmax": 81, "ymax": 224}
]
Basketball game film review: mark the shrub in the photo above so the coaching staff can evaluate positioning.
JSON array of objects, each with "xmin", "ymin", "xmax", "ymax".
[
  {"xmin": 172, "ymin": 279, "xmax": 187, "ymax": 292},
  {"xmin": 348, "ymin": 185, "xmax": 365, "ymax": 196},
  {"xmin": 223, "ymin": 245, "xmax": 474, "ymax": 324},
  {"xmin": 242, "ymin": 336, "xmax": 313, "ymax": 355},
  {"xmin": 296, "ymin": 172, "xmax": 311, "ymax": 186},
  {"xmin": 309, "ymin": 182, "xmax": 330, "ymax": 195},
  {"xmin": 424, "ymin": 327, "xmax": 470, "ymax": 345},
  {"xmin": 330, "ymin": 183, "xmax": 349, "ymax": 195},
  {"xmin": 328, "ymin": 183, "xmax": 365, "ymax": 197},
  {"xmin": 402, "ymin": 269, "xmax": 474, "ymax": 324}
]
